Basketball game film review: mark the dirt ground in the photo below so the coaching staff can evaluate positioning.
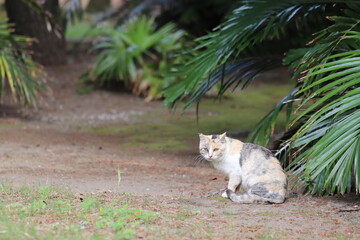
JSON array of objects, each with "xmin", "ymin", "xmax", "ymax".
[{"xmin": 0, "ymin": 61, "xmax": 359, "ymax": 239}]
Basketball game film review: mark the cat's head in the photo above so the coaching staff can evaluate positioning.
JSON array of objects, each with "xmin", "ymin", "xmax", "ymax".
[{"xmin": 199, "ymin": 133, "xmax": 227, "ymax": 161}]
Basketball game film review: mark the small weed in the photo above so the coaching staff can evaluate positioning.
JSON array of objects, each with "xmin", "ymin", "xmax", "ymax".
[
  {"xmin": 256, "ymin": 229, "xmax": 283, "ymax": 240},
  {"xmin": 174, "ymin": 208, "xmax": 200, "ymax": 220},
  {"xmin": 115, "ymin": 228, "xmax": 136, "ymax": 240},
  {"xmin": 51, "ymin": 200, "xmax": 73, "ymax": 215},
  {"xmin": 96, "ymin": 205, "xmax": 158, "ymax": 231},
  {"xmin": 26, "ymin": 199, "xmax": 48, "ymax": 215},
  {"xmin": 210, "ymin": 196, "xmax": 228, "ymax": 202},
  {"xmin": 38, "ymin": 185, "xmax": 52, "ymax": 199},
  {"xmin": 333, "ymin": 233, "xmax": 352, "ymax": 240},
  {"xmin": 291, "ymin": 210, "xmax": 312, "ymax": 216},
  {"xmin": 257, "ymin": 212, "xmax": 280, "ymax": 217},
  {"xmin": 75, "ymin": 86, "xmax": 93, "ymax": 95},
  {"xmin": 80, "ymin": 197, "xmax": 100, "ymax": 214}
]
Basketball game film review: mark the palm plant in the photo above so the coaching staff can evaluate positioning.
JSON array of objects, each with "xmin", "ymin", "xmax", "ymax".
[
  {"xmin": 0, "ymin": 0, "xmax": 86, "ymax": 107},
  {"xmin": 0, "ymin": 19, "xmax": 45, "ymax": 106},
  {"xmin": 82, "ymin": 16, "xmax": 185, "ymax": 100},
  {"xmin": 164, "ymin": 0, "xmax": 360, "ymax": 194}
]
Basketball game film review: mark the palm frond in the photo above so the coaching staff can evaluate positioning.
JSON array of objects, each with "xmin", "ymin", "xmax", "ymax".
[
  {"xmin": 0, "ymin": 20, "xmax": 45, "ymax": 106},
  {"xmin": 165, "ymin": 0, "xmax": 349, "ymax": 108},
  {"xmin": 286, "ymin": 27, "xmax": 360, "ymax": 194},
  {"xmin": 173, "ymin": 57, "xmax": 282, "ymax": 110},
  {"xmin": 248, "ymin": 89, "xmax": 298, "ymax": 147}
]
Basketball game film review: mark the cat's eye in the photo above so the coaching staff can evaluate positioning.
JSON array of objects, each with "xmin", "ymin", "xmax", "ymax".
[
  {"xmin": 202, "ymin": 148, "xmax": 208, "ymax": 151},
  {"xmin": 213, "ymin": 148, "xmax": 220, "ymax": 151}
]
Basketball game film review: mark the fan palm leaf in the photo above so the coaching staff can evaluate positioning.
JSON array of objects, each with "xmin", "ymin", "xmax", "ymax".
[
  {"xmin": 0, "ymin": 19, "xmax": 45, "ymax": 106},
  {"xmin": 288, "ymin": 49, "xmax": 360, "ymax": 194},
  {"xmin": 164, "ymin": 0, "xmax": 349, "ymax": 109}
]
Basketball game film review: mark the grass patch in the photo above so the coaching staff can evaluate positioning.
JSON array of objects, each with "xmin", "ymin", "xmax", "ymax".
[
  {"xmin": 0, "ymin": 122, "xmax": 23, "ymax": 130},
  {"xmin": 0, "ymin": 184, "xmax": 248, "ymax": 239},
  {"xmin": 257, "ymin": 211, "xmax": 281, "ymax": 217},
  {"xmin": 1, "ymin": 184, "xmax": 358, "ymax": 240},
  {"xmin": 0, "ymin": 184, "xmax": 158, "ymax": 240},
  {"xmin": 210, "ymin": 196, "xmax": 228, "ymax": 202},
  {"xmin": 255, "ymin": 229, "xmax": 285, "ymax": 240},
  {"xmin": 65, "ymin": 20, "xmax": 92, "ymax": 39},
  {"xmin": 82, "ymin": 84, "xmax": 292, "ymax": 152}
]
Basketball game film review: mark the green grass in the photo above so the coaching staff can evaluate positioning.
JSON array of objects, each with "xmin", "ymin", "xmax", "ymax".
[
  {"xmin": 210, "ymin": 196, "xmax": 228, "ymax": 202},
  {"xmin": 255, "ymin": 229, "xmax": 285, "ymax": 240},
  {"xmin": 0, "ymin": 122, "xmax": 23, "ymax": 130},
  {"xmin": 82, "ymin": 84, "xmax": 293, "ymax": 152},
  {"xmin": 1, "ymin": 184, "xmax": 358, "ymax": 240},
  {"xmin": 0, "ymin": 184, "xmax": 245, "ymax": 240},
  {"xmin": 0, "ymin": 184, "xmax": 158, "ymax": 240},
  {"xmin": 65, "ymin": 20, "xmax": 92, "ymax": 39}
]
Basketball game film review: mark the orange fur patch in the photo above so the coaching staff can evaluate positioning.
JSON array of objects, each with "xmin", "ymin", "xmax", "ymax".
[{"xmin": 229, "ymin": 138, "xmax": 244, "ymax": 155}]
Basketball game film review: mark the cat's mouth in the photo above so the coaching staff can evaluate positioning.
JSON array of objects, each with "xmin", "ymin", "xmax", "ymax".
[{"xmin": 204, "ymin": 156, "xmax": 218, "ymax": 162}]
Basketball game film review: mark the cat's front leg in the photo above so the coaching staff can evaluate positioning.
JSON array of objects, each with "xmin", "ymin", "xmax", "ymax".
[{"xmin": 222, "ymin": 173, "xmax": 241, "ymax": 198}]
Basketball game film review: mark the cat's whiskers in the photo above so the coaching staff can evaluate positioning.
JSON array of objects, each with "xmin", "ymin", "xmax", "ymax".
[{"xmin": 192, "ymin": 155, "xmax": 206, "ymax": 166}]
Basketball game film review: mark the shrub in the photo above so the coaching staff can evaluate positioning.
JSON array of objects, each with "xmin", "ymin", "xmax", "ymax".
[{"xmin": 82, "ymin": 16, "xmax": 186, "ymax": 101}]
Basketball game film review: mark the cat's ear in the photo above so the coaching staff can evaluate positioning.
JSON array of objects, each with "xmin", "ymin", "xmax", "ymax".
[
  {"xmin": 220, "ymin": 132, "xmax": 227, "ymax": 138},
  {"xmin": 198, "ymin": 133, "xmax": 204, "ymax": 139},
  {"xmin": 219, "ymin": 132, "xmax": 227, "ymax": 143}
]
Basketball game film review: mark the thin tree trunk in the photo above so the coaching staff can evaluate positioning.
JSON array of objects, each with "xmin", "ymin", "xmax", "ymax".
[{"xmin": 5, "ymin": 0, "xmax": 66, "ymax": 65}]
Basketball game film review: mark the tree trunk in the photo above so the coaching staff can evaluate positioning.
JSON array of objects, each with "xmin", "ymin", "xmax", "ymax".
[{"xmin": 5, "ymin": 0, "xmax": 66, "ymax": 65}]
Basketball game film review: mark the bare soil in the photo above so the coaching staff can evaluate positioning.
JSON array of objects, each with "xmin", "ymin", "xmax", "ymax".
[{"xmin": 0, "ymin": 61, "xmax": 359, "ymax": 239}]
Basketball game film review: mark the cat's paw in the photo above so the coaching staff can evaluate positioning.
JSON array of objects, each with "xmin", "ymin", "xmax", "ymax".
[
  {"xmin": 226, "ymin": 189, "xmax": 235, "ymax": 199},
  {"xmin": 221, "ymin": 191, "xmax": 228, "ymax": 198}
]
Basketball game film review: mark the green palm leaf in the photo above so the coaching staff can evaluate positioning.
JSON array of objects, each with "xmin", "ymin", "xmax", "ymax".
[
  {"xmin": 288, "ymin": 33, "xmax": 360, "ymax": 194},
  {"xmin": 165, "ymin": 0, "xmax": 349, "ymax": 108},
  {"xmin": 0, "ymin": 19, "xmax": 45, "ymax": 106}
]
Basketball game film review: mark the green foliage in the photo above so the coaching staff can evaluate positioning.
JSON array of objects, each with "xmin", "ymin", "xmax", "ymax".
[
  {"xmin": 65, "ymin": 20, "xmax": 91, "ymax": 39},
  {"xmin": 82, "ymin": 16, "xmax": 186, "ymax": 101},
  {"xmin": 80, "ymin": 197, "xmax": 100, "ymax": 214},
  {"xmin": 121, "ymin": 0, "xmax": 235, "ymax": 36},
  {"xmin": 0, "ymin": 19, "xmax": 45, "ymax": 106},
  {"xmin": 51, "ymin": 200, "xmax": 73, "ymax": 215},
  {"xmin": 164, "ymin": 0, "xmax": 360, "ymax": 194},
  {"xmin": 164, "ymin": 0, "xmax": 343, "ymax": 109},
  {"xmin": 269, "ymin": 6, "xmax": 360, "ymax": 194},
  {"xmin": 96, "ymin": 205, "xmax": 157, "ymax": 233},
  {"xmin": 0, "ymin": 185, "xmax": 159, "ymax": 239}
]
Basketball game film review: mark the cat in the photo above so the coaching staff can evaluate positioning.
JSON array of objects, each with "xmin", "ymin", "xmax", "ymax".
[{"xmin": 199, "ymin": 132, "xmax": 287, "ymax": 204}]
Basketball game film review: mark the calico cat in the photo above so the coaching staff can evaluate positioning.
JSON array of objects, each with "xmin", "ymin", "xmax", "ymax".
[{"xmin": 199, "ymin": 133, "xmax": 287, "ymax": 204}]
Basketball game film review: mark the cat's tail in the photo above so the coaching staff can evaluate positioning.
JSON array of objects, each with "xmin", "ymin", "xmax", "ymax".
[{"xmin": 226, "ymin": 189, "xmax": 285, "ymax": 204}]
